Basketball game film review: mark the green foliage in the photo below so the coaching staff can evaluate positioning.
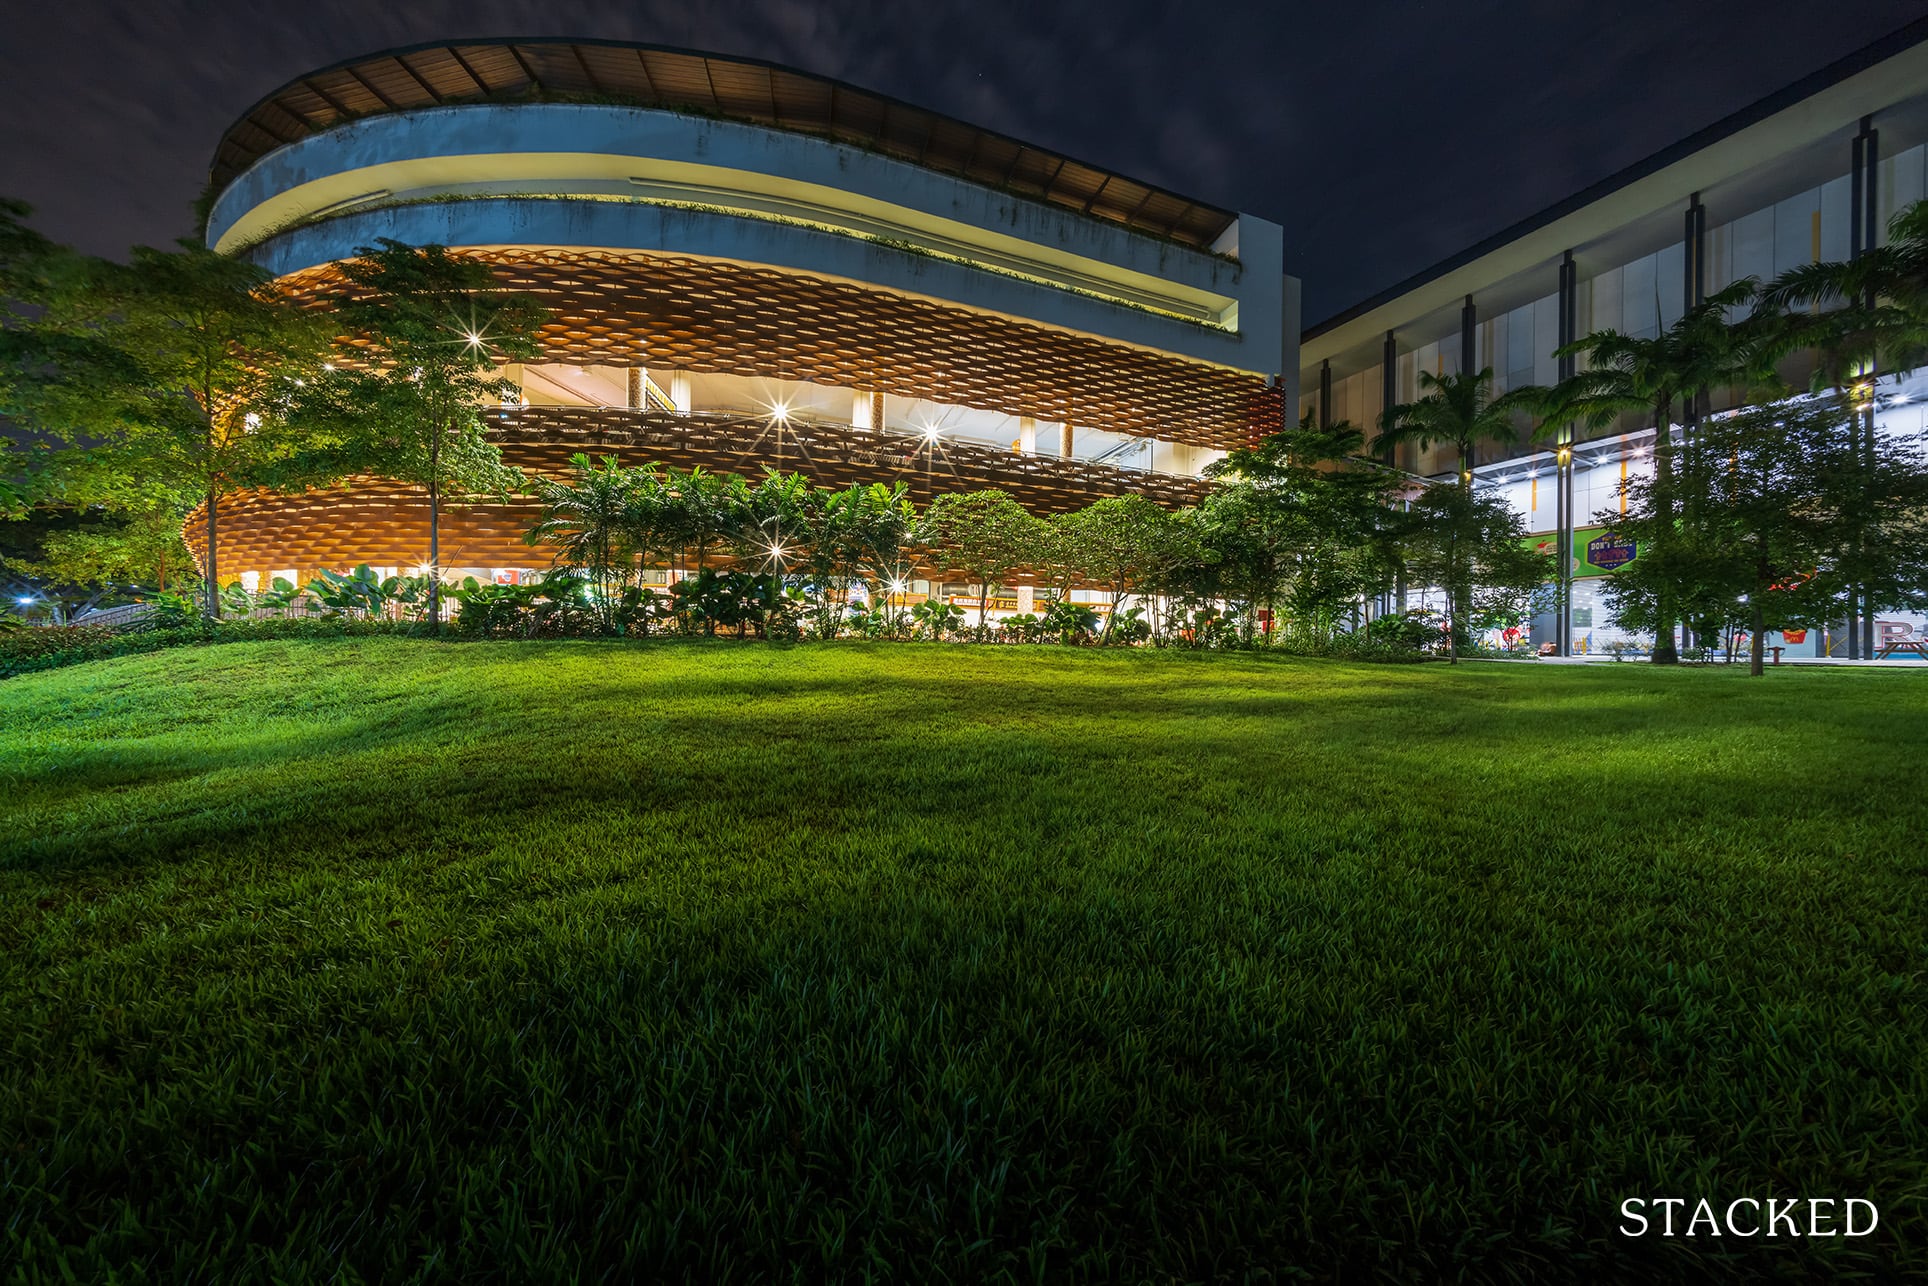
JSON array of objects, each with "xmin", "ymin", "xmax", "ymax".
[
  {"xmin": 11, "ymin": 509, "xmax": 195, "ymax": 596},
  {"xmin": 4, "ymin": 229, "xmax": 333, "ymax": 617},
  {"xmin": 1364, "ymin": 609, "xmax": 1440, "ymax": 654},
  {"xmin": 451, "ymin": 572, "xmax": 601, "ymax": 639},
  {"xmin": 919, "ymin": 490, "xmax": 1045, "ymax": 634},
  {"xmin": 304, "ymin": 564, "xmax": 433, "ymax": 619},
  {"xmin": 996, "ymin": 612, "xmax": 1043, "ymax": 644},
  {"xmin": 909, "ymin": 596, "xmax": 964, "ymax": 640},
  {"xmin": 1375, "ymin": 367, "xmax": 1539, "ymax": 479},
  {"xmin": 281, "ymin": 241, "xmax": 547, "ymax": 626},
  {"xmin": 1050, "ymin": 494, "xmax": 1183, "ymax": 643},
  {"xmin": 0, "ymin": 616, "xmax": 407, "ymax": 678},
  {"xmin": 1038, "ymin": 597, "xmax": 1100, "ymax": 644},
  {"xmin": 1391, "ymin": 487, "xmax": 1551, "ymax": 661},
  {"xmin": 1600, "ymin": 395, "xmax": 1928, "ymax": 674}
]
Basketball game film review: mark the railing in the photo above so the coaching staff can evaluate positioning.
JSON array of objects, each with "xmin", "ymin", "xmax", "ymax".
[{"xmin": 493, "ymin": 406, "xmax": 1215, "ymax": 513}]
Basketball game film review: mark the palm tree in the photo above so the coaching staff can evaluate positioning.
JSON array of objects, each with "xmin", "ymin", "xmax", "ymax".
[
  {"xmin": 1375, "ymin": 368, "xmax": 1537, "ymax": 659},
  {"xmin": 524, "ymin": 453, "xmax": 635, "ymax": 628},
  {"xmin": 1757, "ymin": 200, "xmax": 1928, "ymax": 657},
  {"xmin": 1758, "ymin": 199, "xmax": 1928, "ymax": 377},
  {"xmin": 1524, "ymin": 280, "xmax": 1767, "ymax": 663},
  {"xmin": 1375, "ymin": 367, "xmax": 1536, "ymax": 489}
]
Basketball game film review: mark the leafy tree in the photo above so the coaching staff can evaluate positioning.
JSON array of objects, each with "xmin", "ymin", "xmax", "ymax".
[
  {"xmin": 1601, "ymin": 395, "xmax": 1928, "ymax": 674},
  {"xmin": 828, "ymin": 481, "xmax": 918, "ymax": 627},
  {"xmin": 1212, "ymin": 413, "xmax": 1396, "ymax": 643},
  {"xmin": 11, "ymin": 510, "xmax": 192, "ymax": 598},
  {"xmin": 7, "ymin": 230, "xmax": 331, "ymax": 617},
  {"xmin": 1758, "ymin": 199, "xmax": 1928, "ymax": 656},
  {"xmin": 290, "ymin": 240, "xmax": 546, "ymax": 628},
  {"xmin": 1054, "ymin": 494, "xmax": 1182, "ymax": 644},
  {"xmin": 1391, "ymin": 485, "xmax": 1551, "ymax": 662},
  {"xmin": 919, "ymin": 490, "xmax": 1044, "ymax": 637},
  {"xmin": 1526, "ymin": 280, "xmax": 1768, "ymax": 662}
]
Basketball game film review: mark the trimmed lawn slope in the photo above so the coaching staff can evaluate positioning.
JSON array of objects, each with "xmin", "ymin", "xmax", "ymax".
[{"xmin": 2, "ymin": 640, "xmax": 1923, "ymax": 1282}]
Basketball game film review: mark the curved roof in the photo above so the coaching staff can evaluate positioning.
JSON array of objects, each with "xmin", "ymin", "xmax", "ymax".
[{"xmin": 210, "ymin": 38, "xmax": 1238, "ymax": 252}]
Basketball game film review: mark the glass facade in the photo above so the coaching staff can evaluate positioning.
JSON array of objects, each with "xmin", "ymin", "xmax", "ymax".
[
  {"xmin": 1306, "ymin": 140, "xmax": 1928, "ymax": 459},
  {"xmin": 1303, "ymin": 100, "xmax": 1928, "ymax": 658}
]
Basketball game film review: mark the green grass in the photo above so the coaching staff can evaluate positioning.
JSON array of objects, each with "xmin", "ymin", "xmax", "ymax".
[{"xmin": 1, "ymin": 640, "xmax": 1923, "ymax": 1283}]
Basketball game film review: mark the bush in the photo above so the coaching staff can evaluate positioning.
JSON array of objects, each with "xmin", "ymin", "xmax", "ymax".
[{"xmin": 0, "ymin": 618, "xmax": 413, "ymax": 680}]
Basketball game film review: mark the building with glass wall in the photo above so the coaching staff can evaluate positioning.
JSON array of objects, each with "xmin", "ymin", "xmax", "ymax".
[
  {"xmin": 192, "ymin": 39, "xmax": 1297, "ymax": 601},
  {"xmin": 1299, "ymin": 17, "xmax": 1928, "ymax": 658}
]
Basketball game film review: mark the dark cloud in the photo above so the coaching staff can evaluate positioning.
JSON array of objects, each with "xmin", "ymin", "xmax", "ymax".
[{"xmin": 2, "ymin": 0, "xmax": 1919, "ymax": 321}]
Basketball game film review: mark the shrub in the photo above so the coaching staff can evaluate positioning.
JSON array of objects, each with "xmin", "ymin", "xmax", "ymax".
[
  {"xmin": 0, "ymin": 617, "xmax": 412, "ymax": 680},
  {"xmin": 1039, "ymin": 598, "xmax": 1099, "ymax": 644}
]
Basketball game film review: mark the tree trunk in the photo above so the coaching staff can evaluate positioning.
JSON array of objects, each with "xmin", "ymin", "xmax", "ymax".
[
  {"xmin": 1749, "ymin": 600, "xmax": 1766, "ymax": 677},
  {"xmin": 205, "ymin": 487, "xmax": 221, "ymax": 621},
  {"xmin": 1649, "ymin": 411, "xmax": 1677, "ymax": 665},
  {"xmin": 428, "ymin": 428, "xmax": 441, "ymax": 634}
]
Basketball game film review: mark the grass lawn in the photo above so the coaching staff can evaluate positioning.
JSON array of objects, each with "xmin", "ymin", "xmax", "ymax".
[{"xmin": 2, "ymin": 639, "xmax": 1924, "ymax": 1282}]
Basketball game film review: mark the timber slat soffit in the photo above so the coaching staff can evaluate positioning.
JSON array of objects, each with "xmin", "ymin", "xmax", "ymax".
[
  {"xmin": 212, "ymin": 39, "xmax": 1238, "ymax": 251},
  {"xmin": 182, "ymin": 406, "xmax": 1213, "ymax": 576},
  {"xmin": 280, "ymin": 250, "xmax": 1281, "ymax": 449}
]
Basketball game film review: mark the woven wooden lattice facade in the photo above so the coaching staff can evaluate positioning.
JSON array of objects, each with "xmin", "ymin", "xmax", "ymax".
[
  {"xmin": 278, "ymin": 250, "xmax": 1282, "ymax": 449},
  {"xmin": 185, "ymin": 407, "xmax": 1213, "ymax": 577}
]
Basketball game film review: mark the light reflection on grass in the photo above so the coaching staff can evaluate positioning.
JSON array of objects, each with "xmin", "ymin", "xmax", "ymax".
[{"xmin": 1, "ymin": 640, "xmax": 1923, "ymax": 1281}]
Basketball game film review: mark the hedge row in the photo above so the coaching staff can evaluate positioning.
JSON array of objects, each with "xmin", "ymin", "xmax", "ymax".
[{"xmin": 0, "ymin": 618, "xmax": 415, "ymax": 680}]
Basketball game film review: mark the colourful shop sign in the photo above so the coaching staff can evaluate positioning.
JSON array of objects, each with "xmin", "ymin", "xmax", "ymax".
[
  {"xmin": 1523, "ymin": 525, "xmax": 1640, "ymax": 579},
  {"xmin": 1585, "ymin": 531, "xmax": 1637, "ymax": 571}
]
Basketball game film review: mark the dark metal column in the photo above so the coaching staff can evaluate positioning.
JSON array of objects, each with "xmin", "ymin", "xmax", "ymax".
[
  {"xmin": 1556, "ymin": 254, "xmax": 1578, "ymax": 656},
  {"xmin": 1861, "ymin": 118, "xmax": 1880, "ymax": 660},
  {"xmin": 1681, "ymin": 193, "xmax": 1706, "ymax": 650},
  {"xmin": 1382, "ymin": 330, "xmax": 1399, "ymax": 616},
  {"xmin": 1460, "ymin": 295, "xmax": 1477, "ymax": 376},
  {"xmin": 1319, "ymin": 359, "xmax": 1332, "ymax": 430},
  {"xmin": 1848, "ymin": 117, "xmax": 1880, "ymax": 658}
]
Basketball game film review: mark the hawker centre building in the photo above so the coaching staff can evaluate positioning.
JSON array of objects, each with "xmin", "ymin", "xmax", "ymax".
[
  {"xmin": 195, "ymin": 25, "xmax": 1928, "ymax": 651},
  {"xmin": 192, "ymin": 37, "xmax": 1293, "ymax": 619}
]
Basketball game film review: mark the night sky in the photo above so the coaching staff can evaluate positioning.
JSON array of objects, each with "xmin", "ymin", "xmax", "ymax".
[{"xmin": 4, "ymin": 0, "xmax": 1921, "ymax": 324}]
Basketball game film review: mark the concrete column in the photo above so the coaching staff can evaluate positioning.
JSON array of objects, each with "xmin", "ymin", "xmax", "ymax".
[
  {"xmin": 1060, "ymin": 421, "xmax": 1075, "ymax": 458},
  {"xmin": 1016, "ymin": 585, "xmax": 1034, "ymax": 614},
  {"xmin": 1018, "ymin": 416, "xmax": 1036, "ymax": 454},
  {"xmin": 626, "ymin": 367, "xmax": 644, "ymax": 410},
  {"xmin": 670, "ymin": 370, "xmax": 692, "ymax": 415},
  {"xmin": 852, "ymin": 389, "xmax": 873, "ymax": 430}
]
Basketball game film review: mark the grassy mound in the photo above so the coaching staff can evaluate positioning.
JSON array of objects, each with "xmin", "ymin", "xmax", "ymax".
[{"xmin": 2, "ymin": 640, "xmax": 1922, "ymax": 1281}]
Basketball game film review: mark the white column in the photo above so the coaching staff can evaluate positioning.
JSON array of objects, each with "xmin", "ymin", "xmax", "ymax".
[
  {"xmin": 852, "ymin": 388, "xmax": 873, "ymax": 430},
  {"xmin": 1016, "ymin": 585, "xmax": 1035, "ymax": 614},
  {"xmin": 1019, "ymin": 416, "xmax": 1036, "ymax": 454},
  {"xmin": 670, "ymin": 371, "xmax": 692, "ymax": 415}
]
